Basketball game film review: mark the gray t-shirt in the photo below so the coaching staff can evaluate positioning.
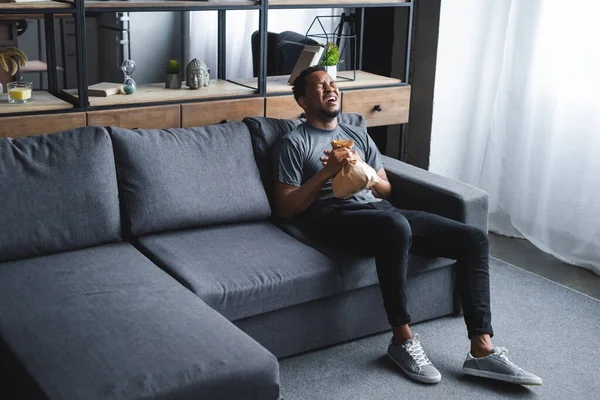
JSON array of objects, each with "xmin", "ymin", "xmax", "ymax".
[{"xmin": 272, "ymin": 122, "xmax": 383, "ymax": 216}]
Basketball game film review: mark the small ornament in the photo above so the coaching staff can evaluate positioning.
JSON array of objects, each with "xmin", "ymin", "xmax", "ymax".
[
  {"xmin": 121, "ymin": 60, "xmax": 137, "ymax": 95},
  {"xmin": 186, "ymin": 58, "xmax": 210, "ymax": 90}
]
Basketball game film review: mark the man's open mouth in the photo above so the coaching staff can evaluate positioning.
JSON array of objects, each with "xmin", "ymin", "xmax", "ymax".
[{"xmin": 324, "ymin": 94, "xmax": 338, "ymax": 104}]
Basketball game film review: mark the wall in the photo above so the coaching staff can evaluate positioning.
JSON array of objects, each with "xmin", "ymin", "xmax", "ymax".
[{"xmin": 129, "ymin": 12, "xmax": 182, "ymax": 84}]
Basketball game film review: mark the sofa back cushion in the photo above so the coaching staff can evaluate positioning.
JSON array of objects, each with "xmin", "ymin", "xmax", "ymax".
[
  {"xmin": 0, "ymin": 127, "xmax": 121, "ymax": 262},
  {"xmin": 109, "ymin": 123, "xmax": 271, "ymax": 237},
  {"xmin": 243, "ymin": 113, "xmax": 367, "ymax": 201}
]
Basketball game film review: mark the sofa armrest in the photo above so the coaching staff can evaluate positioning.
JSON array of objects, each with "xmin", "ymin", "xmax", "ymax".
[{"xmin": 382, "ymin": 155, "xmax": 489, "ymax": 232}]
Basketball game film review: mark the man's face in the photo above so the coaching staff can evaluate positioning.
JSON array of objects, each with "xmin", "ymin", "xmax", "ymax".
[{"xmin": 300, "ymin": 70, "xmax": 341, "ymax": 119}]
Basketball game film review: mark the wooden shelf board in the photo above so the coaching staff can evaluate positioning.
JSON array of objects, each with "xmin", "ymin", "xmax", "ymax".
[
  {"xmin": 269, "ymin": 0, "xmax": 408, "ymax": 6},
  {"xmin": 0, "ymin": 91, "xmax": 73, "ymax": 115},
  {"xmin": 85, "ymin": 0, "xmax": 258, "ymax": 10},
  {"xmin": 0, "ymin": 1, "xmax": 73, "ymax": 11},
  {"xmin": 21, "ymin": 60, "xmax": 65, "ymax": 73},
  {"xmin": 234, "ymin": 70, "xmax": 402, "ymax": 95},
  {"xmin": 62, "ymin": 80, "xmax": 257, "ymax": 107}
]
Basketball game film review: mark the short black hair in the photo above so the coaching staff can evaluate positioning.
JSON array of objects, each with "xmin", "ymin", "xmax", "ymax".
[{"xmin": 292, "ymin": 65, "xmax": 326, "ymax": 102}]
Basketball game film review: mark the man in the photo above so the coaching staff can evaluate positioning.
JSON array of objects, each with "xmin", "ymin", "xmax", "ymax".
[{"xmin": 272, "ymin": 65, "xmax": 542, "ymax": 386}]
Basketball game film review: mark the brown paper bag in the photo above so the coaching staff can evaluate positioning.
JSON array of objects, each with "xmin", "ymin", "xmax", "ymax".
[{"xmin": 330, "ymin": 139, "xmax": 380, "ymax": 199}]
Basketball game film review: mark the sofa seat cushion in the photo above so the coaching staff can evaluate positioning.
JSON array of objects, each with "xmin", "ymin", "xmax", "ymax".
[
  {"xmin": 137, "ymin": 221, "xmax": 340, "ymax": 321},
  {"xmin": 0, "ymin": 243, "xmax": 279, "ymax": 400},
  {"xmin": 0, "ymin": 126, "xmax": 121, "ymax": 263},
  {"xmin": 277, "ymin": 221, "xmax": 455, "ymax": 291},
  {"xmin": 109, "ymin": 124, "xmax": 271, "ymax": 237}
]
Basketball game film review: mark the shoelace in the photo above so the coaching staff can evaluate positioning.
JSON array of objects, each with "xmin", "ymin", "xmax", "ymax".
[
  {"xmin": 402, "ymin": 334, "xmax": 432, "ymax": 368},
  {"xmin": 494, "ymin": 347, "xmax": 525, "ymax": 373}
]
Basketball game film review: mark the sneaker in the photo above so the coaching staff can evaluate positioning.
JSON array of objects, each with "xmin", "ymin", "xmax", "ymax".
[
  {"xmin": 462, "ymin": 347, "xmax": 542, "ymax": 386},
  {"xmin": 387, "ymin": 334, "xmax": 442, "ymax": 384}
]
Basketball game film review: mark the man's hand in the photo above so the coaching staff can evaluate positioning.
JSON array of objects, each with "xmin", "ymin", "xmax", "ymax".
[{"xmin": 320, "ymin": 147, "xmax": 355, "ymax": 179}]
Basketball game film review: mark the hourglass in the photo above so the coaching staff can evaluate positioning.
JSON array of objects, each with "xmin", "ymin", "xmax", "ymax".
[{"xmin": 121, "ymin": 60, "xmax": 137, "ymax": 95}]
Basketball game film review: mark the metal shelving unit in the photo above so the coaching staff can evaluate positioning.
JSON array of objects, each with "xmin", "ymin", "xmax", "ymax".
[{"xmin": 0, "ymin": 0, "xmax": 414, "ymax": 129}]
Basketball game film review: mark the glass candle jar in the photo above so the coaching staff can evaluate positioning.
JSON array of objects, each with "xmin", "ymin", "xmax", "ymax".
[{"xmin": 8, "ymin": 82, "xmax": 33, "ymax": 104}]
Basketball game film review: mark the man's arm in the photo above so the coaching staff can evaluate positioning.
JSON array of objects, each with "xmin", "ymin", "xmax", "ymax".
[
  {"xmin": 274, "ymin": 146, "xmax": 352, "ymax": 219},
  {"xmin": 273, "ymin": 170, "xmax": 330, "ymax": 219},
  {"xmin": 370, "ymin": 167, "xmax": 392, "ymax": 200}
]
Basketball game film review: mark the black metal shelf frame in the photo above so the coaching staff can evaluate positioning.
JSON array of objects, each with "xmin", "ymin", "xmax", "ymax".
[
  {"xmin": 268, "ymin": 2, "xmax": 411, "ymax": 10},
  {"xmin": 3, "ymin": 0, "xmax": 414, "ymax": 142}
]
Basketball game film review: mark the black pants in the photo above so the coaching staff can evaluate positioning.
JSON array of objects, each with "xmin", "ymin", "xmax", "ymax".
[{"xmin": 306, "ymin": 200, "xmax": 493, "ymax": 339}]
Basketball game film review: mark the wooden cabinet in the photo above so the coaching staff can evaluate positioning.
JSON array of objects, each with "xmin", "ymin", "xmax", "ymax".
[
  {"xmin": 87, "ymin": 105, "xmax": 180, "ymax": 129},
  {"xmin": 265, "ymin": 95, "xmax": 305, "ymax": 120},
  {"xmin": 181, "ymin": 98, "xmax": 264, "ymax": 127},
  {"xmin": 0, "ymin": 113, "xmax": 86, "ymax": 139},
  {"xmin": 342, "ymin": 86, "xmax": 410, "ymax": 127}
]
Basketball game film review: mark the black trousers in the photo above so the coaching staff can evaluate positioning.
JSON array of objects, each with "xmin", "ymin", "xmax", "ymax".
[{"xmin": 306, "ymin": 200, "xmax": 494, "ymax": 339}]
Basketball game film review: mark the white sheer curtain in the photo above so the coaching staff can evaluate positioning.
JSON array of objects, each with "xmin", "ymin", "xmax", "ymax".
[
  {"xmin": 187, "ymin": 9, "xmax": 341, "ymax": 80},
  {"xmin": 430, "ymin": 0, "xmax": 600, "ymax": 274}
]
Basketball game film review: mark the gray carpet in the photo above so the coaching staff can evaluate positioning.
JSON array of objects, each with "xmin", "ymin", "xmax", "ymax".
[{"xmin": 279, "ymin": 258, "xmax": 600, "ymax": 399}]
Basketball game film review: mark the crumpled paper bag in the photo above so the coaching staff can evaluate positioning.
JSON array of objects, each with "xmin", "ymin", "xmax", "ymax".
[{"xmin": 330, "ymin": 139, "xmax": 380, "ymax": 199}]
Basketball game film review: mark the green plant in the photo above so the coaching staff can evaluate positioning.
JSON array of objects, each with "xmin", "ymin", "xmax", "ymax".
[
  {"xmin": 166, "ymin": 59, "xmax": 181, "ymax": 74},
  {"xmin": 321, "ymin": 43, "xmax": 341, "ymax": 67}
]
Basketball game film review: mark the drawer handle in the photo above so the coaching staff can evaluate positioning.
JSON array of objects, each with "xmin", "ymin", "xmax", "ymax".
[
  {"xmin": 373, "ymin": 104, "xmax": 383, "ymax": 112},
  {"xmin": 300, "ymin": 113, "xmax": 306, "ymax": 119},
  {"xmin": 220, "ymin": 119, "xmax": 230, "ymax": 124}
]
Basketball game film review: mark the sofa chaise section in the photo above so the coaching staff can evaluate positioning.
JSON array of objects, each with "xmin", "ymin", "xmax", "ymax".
[
  {"xmin": 0, "ymin": 127, "xmax": 280, "ymax": 400},
  {"xmin": 0, "ymin": 243, "xmax": 280, "ymax": 400}
]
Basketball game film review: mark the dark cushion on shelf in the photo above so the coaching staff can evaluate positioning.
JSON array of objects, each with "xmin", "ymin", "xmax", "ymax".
[
  {"xmin": 109, "ymin": 124, "xmax": 271, "ymax": 237},
  {"xmin": 0, "ymin": 243, "xmax": 280, "ymax": 400},
  {"xmin": 0, "ymin": 126, "xmax": 121, "ymax": 263},
  {"xmin": 277, "ymin": 221, "xmax": 455, "ymax": 291},
  {"xmin": 137, "ymin": 221, "xmax": 340, "ymax": 321},
  {"xmin": 242, "ymin": 113, "xmax": 366, "ymax": 201}
]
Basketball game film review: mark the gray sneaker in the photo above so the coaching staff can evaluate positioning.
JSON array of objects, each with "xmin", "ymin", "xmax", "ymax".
[
  {"xmin": 387, "ymin": 334, "xmax": 442, "ymax": 384},
  {"xmin": 462, "ymin": 347, "xmax": 542, "ymax": 386}
]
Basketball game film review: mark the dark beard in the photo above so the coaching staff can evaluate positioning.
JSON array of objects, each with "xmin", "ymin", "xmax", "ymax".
[{"xmin": 318, "ymin": 108, "xmax": 340, "ymax": 119}]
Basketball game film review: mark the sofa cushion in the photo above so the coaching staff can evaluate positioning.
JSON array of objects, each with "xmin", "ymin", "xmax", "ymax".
[
  {"xmin": 243, "ymin": 113, "xmax": 367, "ymax": 201},
  {"xmin": 109, "ymin": 124, "xmax": 271, "ymax": 236},
  {"xmin": 0, "ymin": 127, "xmax": 121, "ymax": 263},
  {"xmin": 137, "ymin": 221, "xmax": 340, "ymax": 321},
  {"xmin": 0, "ymin": 243, "xmax": 279, "ymax": 400},
  {"xmin": 277, "ymin": 221, "xmax": 455, "ymax": 291}
]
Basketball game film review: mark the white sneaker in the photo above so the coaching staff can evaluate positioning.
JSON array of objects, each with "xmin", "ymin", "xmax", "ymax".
[
  {"xmin": 387, "ymin": 334, "xmax": 442, "ymax": 384},
  {"xmin": 462, "ymin": 347, "xmax": 542, "ymax": 386}
]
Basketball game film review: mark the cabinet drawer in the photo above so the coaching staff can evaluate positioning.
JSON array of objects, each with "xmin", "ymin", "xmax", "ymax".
[
  {"xmin": 265, "ymin": 96, "xmax": 304, "ymax": 120},
  {"xmin": 342, "ymin": 86, "xmax": 410, "ymax": 127},
  {"xmin": 0, "ymin": 113, "xmax": 86, "ymax": 139},
  {"xmin": 182, "ymin": 98, "xmax": 264, "ymax": 127},
  {"xmin": 87, "ymin": 105, "xmax": 180, "ymax": 129}
]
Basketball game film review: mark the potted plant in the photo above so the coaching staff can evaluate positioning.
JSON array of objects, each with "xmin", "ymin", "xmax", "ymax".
[
  {"xmin": 165, "ymin": 59, "xmax": 182, "ymax": 89},
  {"xmin": 0, "ymin": 46, "xmax": 27, "ymax": 94},
  {"xmin": 321, "ymin": 42, "xmax": 341, "ymax": 80}
]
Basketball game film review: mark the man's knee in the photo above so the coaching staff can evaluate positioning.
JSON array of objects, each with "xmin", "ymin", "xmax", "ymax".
[
  {"xmin": 463, "ymin": 226, "xmax": 489, "ymax": 250},
  {"xmin": 380, "ymin": 213, "xmax": 412, "ymax": 245}
]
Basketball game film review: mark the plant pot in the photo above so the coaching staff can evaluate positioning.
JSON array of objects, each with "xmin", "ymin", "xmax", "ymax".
[
  {"xmin": 325, "ymin": 65, "xmax": 337, "ymax": 80},
  {"xmin": 165, "ymin": 73, "xmax": 182, "ymax": 89}
]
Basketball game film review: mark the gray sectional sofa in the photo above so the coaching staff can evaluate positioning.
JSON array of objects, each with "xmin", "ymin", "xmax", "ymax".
[{"xmin": 0, "ymin": 114, "xmax": 488, "ymax": 400}]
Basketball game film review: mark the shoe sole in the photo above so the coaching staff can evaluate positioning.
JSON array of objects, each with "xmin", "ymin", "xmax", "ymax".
[
  {"xmin": 387, "ymin": 353, "xmax": 442, "ymax": 384},
  {"xmin": 462, "ymin": 367, "xmax": 542, "ymax": 386}
]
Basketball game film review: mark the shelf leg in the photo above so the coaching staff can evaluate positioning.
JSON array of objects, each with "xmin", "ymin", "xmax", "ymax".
[
  {"xmin": 258, "ymin": 0, "xmax": 268, "ymax": 95},
  {"xmin": 44, "ymin": 15, "xmax": 58, "ymax": 95},
  {"xmin": 218, "ymin": 10, "xmax": 226, "ymax": 80},
  {"xmin": 74, "ymin": 0, "xmax": 89, "ymax": 110}
]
